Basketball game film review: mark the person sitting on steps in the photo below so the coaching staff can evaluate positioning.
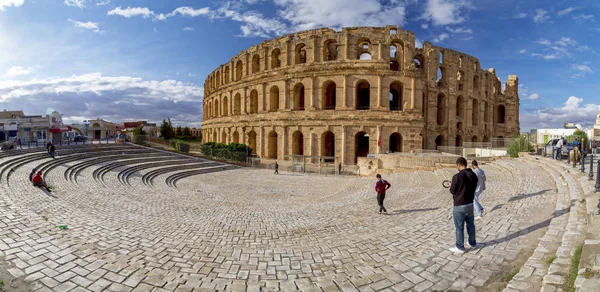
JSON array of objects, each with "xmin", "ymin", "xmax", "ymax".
[
  {"xmin": 31, "ymin": 171, "xmax": 51, "ymax": 192},
  {"xmin": 29, "ymin": 168, "xmax": 37, "ymax": 182}
]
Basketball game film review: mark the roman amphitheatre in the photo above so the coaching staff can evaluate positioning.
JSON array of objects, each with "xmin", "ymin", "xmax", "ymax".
[{"xmin": 0, "ymin": 26, "xmax": 592, "ymax": 292}]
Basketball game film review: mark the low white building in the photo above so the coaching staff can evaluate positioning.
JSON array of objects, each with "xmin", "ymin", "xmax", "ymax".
[{"xmin": 530, "ymin": 128, "xmax": 577, "ymax": 145}]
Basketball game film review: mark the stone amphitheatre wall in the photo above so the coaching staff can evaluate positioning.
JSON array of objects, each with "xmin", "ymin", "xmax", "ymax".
[{"xmin": 201, "ymin": 25, "xmax": 520, "ymax": 165}]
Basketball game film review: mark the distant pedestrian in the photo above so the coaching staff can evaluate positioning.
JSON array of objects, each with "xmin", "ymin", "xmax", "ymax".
[
  {"xmin": 46, "ymin": 141, "xmax": 52, "ymax": 154},
  {"xmin": 17, "ymin": 137, "xmax": 22, "ymax": 149},
  {"xmin": 374, "ymin": 174, "xmax": 391, "ymax": 214},
  {"xmin": 274, "ymin": 162, "xmax": 279, "ymax": 174},
  {"xmin": 448, "ymin": 157, "xmax": 479, "ymax": 253},
  {"xmin": 338, "ymin": 162, "xmax": 342, "ymax": 175},
  {"xmin": 49, "ymin": 144, "xmax": 56, "ymax": 159},
  {"xmin": 472, "ymin": 160, "xmax": 486, "ymax": 219}
]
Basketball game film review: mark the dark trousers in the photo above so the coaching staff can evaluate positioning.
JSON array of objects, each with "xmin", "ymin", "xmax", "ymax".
[
  {"xmin": 377, "ymin": 193, "xmax": 387, "ymax": 213},
  {"xmin": 274, "ymin": 168, "xmax": 279, "ymax": 174}
]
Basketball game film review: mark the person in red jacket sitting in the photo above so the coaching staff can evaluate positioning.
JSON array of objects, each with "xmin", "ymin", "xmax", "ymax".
[
  {"xmin": 374, "ymin": 174, "xmax": 391, "ymax": 214},
  {"xmin": 32, "ymin": 171, "xmax": 51, "ymax": 192}
]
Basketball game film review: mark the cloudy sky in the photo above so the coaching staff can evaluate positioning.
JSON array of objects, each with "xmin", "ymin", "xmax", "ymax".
[{"xmin": 0, "ymin": 0, "xmax": 599, "ymax": 130}]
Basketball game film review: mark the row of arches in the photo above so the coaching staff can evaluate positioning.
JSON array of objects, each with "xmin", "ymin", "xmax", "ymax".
[
  {"xmin": 434, "ymin": 93, "xmax": 506, "ymax": 126},
  {"xmin": 204, "ymin": 80, "xmax": 406, "ymax": 119},
  {"xmin": 434, "ymin": 135, "xmax": 505, "ymax": 148}
]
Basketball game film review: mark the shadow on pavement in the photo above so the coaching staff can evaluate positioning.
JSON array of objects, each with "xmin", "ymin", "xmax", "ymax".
[
  {"xmin": 508, "ymin": 189, "xmax": 551, "ymax": 202},
  {"xmin": 389, "ymin": 207, "xmax": 439, "ymax": 215}
]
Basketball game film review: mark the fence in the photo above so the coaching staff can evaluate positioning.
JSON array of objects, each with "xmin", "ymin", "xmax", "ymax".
[
  {"xmin": 285, "ymin": 155, "xmax": 339, "ymax": 175},
  {"xmin": 194, "ymin": 145, "xmax": 249, "ymax": 164}
]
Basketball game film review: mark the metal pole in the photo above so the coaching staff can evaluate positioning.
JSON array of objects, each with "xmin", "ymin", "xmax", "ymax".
[
  {"xmin": 590, "ymin": 155, "xmax": 595, "ymax": 181},
  {"xmin": 581, "ymin": 153, "xmax": 585, "ymax": 173},
  {"xmin": 596, "ymin": 161, "xmax": 600, "ymax": 192}
]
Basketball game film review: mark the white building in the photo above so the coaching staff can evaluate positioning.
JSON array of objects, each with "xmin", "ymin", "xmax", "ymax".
[{"xmin": 530, "ymin": 128, "xmax": 577, "ymax": 145}]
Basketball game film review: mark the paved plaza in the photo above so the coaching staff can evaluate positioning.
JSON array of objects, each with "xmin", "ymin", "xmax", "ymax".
[{"xmin": 0, "ymin": 145, "xmax": 572, "ymax": 291}]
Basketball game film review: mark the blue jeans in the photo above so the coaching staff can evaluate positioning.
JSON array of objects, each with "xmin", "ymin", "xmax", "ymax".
[
  {"xmin": 453, "ymin": 204, "xmax": 476, "ymax": 250},
  {"xmin": 473, "ymin": 191, "xmax": 483, "ymax": 217},
  {"xmin": 556, "ymin": 148, "xmax": 561, "ymax": 159}
]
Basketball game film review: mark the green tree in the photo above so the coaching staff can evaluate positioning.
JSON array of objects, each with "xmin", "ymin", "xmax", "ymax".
[
  {"xmin": 133, "ymin": 125, "xmax": 146, "ymax": 135},
  {"xmin": 175, "ymin": 126, "xmax": 183, "ymax": 137},
  {"xmin": 182, "ymin": 127, "xmax": 191, "ymax": 138},
  {"xmin": 569, "ymin": 129, "xmax": 588, "ymax": 146},
  {"xmin": 160, "ymin": 118, "xmax": 175, "ymax": 140},
  {"xmin": 507, "ymin": 134, "xmax": 533, "ymax": 158}
]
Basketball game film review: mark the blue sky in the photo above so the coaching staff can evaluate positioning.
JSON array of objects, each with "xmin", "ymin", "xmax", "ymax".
[{"xmin": 0, "ymin": 0, "xmax": 599, "ymax": 131}]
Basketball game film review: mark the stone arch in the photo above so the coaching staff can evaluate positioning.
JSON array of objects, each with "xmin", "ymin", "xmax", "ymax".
[
  {"xmin": 435, "ymin": 135, "xmax": 444, "ymax": 149},
  {"xmin": 212, "ymin": 129, "xmax": 218, "ymax": 143},
  {"xmin": 389, "ymin": 132, "xmax": 402, "ymax": 153},
  {"xmin": 295, "ymin": 43, "xmax": 307, "ymax": 64},
  {"xmin": 389, "ymin": 81, "xmax": 403, "ymax": 111},
  {"xmin": 248, "ymin": 130, "xmax": 257, "ymax": 154},
  {"xmin": 324, "ymin": 39, "xmax": 338, "ymax": 61},
  {"xmin": 436, "ymin": 93, "xmax": 446, "ymax": 125},
  {"xmin": 497, "ymin": 105, "xmax": 506, "ymax": 124},
  {"xmin": 234, "ymin": 93, "xmax": 241, "ymax": 115},
  {"xmin": 216, "ymin": 72, "xmax": 221, "ymax": 88},
  {"xmin": 321, "ymin": 131, "xmax": 335, "ymax": 157},
  {"xmin": 355, "ymin": 131, "xmax": 369, "ymax": 163},
  {"xmin": 92, "ymin": 122, "xmax": 100, "ymax": 128},
  {"xmin": 456, "ymin": 135, "xmax": 462, "ymax": 147},
  {"xmin": 269, "ymin": 86, "xmax": 279, "ymax": 112},
  {"xmin": 323, "ymin": 81, "xmax": 336, "ymax": 110},
  {"xmin": 356, "ymin": 80, "xmax": 370, "ymax": 110},
  {"xmin": 235, "ymin": 60, "xmax": 243, "ymax": 81},
  {"xmin": 224, "ymin": 66, "xmax": 230, "ymax": 84},
  {"xmin": 456, "ymin": 95, "xmax": 464, "ymax": 118},
  {"xmin": 472, "ymin": 99, "xmax": 479, "ymax": 125},
  {"xmin": 271, "ymin": 48, "xmax": 281, "ymax": 68},
  {"xmin": 291, "ymin": 130, "xmax": 304, "ymax": 155},
  {"xmin": 473, "ymin": 74, "xmax": 480, "ymax": 90},
  {"xmin": 390, "ymin": 60, "xmax": 400, "ymax": 71},
  {"xmin": 249, "ymin": 90, "xmax": 259, "ymax": 114},
  {"xmin": 293, "ymin": 83, "xmax": 305, "ymax": 111},
  {"xmin": 356, "ymin": 38, "xmax": 371, "ymax": 59},
  {"xmin": 221, "ymin": 129, "xmax": 227, "ymax": 144},
  {"xmin": 472, "ymin": 135, "xmax": 478, "ymax": 143},
  {"xmin": 214, "ymin": 99, "xmax": 219, "ymax": 117},
  {"xmin": 267, "ymin": 130, "xmax": 278, "ymax": 159},
  {"xmin": 232, "ymin": 130, "xmax": 239, "ymax": 144},
  {"xmin": 222, "ymin": 96, "xmax": 229, "ymax": 117},
  {"xmin": 359, "ymin": 53, "xmax": 372, "ymax": 60},
  {"xmin": 252, "ymin": 54, "xmax": 260, "ymax": 74},
  {"xmin": 414, "ymin": 54, "xmax": 424, "ymax": 68}
]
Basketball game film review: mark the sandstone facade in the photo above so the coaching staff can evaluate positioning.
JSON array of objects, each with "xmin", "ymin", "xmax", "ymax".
[{"xmin": 201, "ymin": 25, "xmax": 520, "ymax": 164}]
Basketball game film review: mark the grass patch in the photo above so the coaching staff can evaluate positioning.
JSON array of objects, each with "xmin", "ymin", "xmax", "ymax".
[
  {"xmin": 544, "ymin": 255, "xmax": 557, "ymax": 267},
  {"xmin": 564, "ymin": 244, "xmax": 584, "ymax": 292},
  {"xmin": 502, "ymin": 268, "xmax": 520, "ymax": 282}
]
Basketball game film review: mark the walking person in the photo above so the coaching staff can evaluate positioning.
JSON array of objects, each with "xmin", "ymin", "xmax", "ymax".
[
  {"xmin": 17, "ymin": 136, "xmax": 22, "ymax": 149},
  {"xmin": 374, "ymin": 174, "xmax": 391, "ymax": 214},
  {"xmin": 49, "ymin": 143, "xmax": 56, "ymax": 159},
  {"xmin": 46, "ymin": 141, "xmax": 52, "ymax": 153},
  {"xmin": 472, "ymin": 160, "xmax": 486, "ymax": 219},
  {"xmin": 555, "ymin": 138, "xmax": 564, "ymax": 160},
  {"xmin": 448, "ymin": 157, "xmax": 479, "ymax": 253},
  {"xmin": 338, "ymin": 162, "xmax": 342, "ymax": 175},
  {"xmin": 274, "ymin": 161, "xmax": 279, "ymax": 174}
]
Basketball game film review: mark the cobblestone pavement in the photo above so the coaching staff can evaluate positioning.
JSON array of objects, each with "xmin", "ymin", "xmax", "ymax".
[{"xmin": 0, "ymin": 147, "xmax": 562, "ymax": 291}]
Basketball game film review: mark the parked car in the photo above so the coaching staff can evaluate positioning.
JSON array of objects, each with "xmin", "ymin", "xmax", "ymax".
[{"xmin": 544, "ymin": 139, "xmax": 560, "ymax": 157}]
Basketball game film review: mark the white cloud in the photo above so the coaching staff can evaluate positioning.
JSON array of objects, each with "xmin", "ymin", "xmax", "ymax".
[
  {"xmin": 528, "ymin": 93, "xmax": 540, "ymax": 100},
  {"xmin": 0, "ymin": 0, "xmax": 24, "ymax": 10},
  {"xmin": 557, "ymin": 7, "xmax": 577, "ymax": 17},
  {"xmin": 188, "ymin": 73, "xmax": 196, "ymax": 77},
  {"xmin": 522, "ymin": 96, "xmax": 600, "ymax": 129},
  {"xmin": 218, "ymin": 7, "xmax": 288, "ymax": 37},
  {"xmin": 68, "ymin": 19, "xmax": 102, "ymax": 33},
  {"xmin": 415, "ymin": 38, "xmax": 424, "ymax": 48},
  {"xmin": 513, "ymin": 12, "xmax": 527, "ymax": 19},
  {"xmin": 571, "ymin": 64, "xmax": 593, "ymax": 78},
  {"xmin": 536, "ymin": 38, "xmax": 551, "ymax": 46},
  {"xmin": 531, "ymin": 53, "xmax": 557, "ymax": 60},
  {"xmin": 446, "ymin": 27, "xmax": 472, "ymax": 34},
  {"xmin": 574, "ymin": 14, "xmax": 595, "ymax": 21},
  {"xmin": 64, "ymin": 0, "xmax": 86, "ymax": 8},
  {"xmin": 532, "ymin": 37, "xmax": 584, "ymax": 60},
  {"xmin": 107, "ymin": 7, "xmax": 155, "ymax": 18},
  {"xmin": 533, "ymin": 9, "xmax": 550, "ymax": 23},
  {"xmin": 577, "ymin": 45, "xmax": 592, "ymax": 52},
  {"xmin": 421, "ymin": 23, "xmax": 429, "ymax": 29},
  {"xmin": 519, "ymin": 49, "xmax": 527, "ymax": 54},
  {"xmin": 96, "ymin": 0, "xmax": 109, "ymax": 5},
  {"xmin": 433, "ymin": 32, "xmax": 449, "ymax": 43},
  {"xmin": 157, "ymin": 6, "xmax": 213, "ymax": 21},
  {"xmin": 182, "ymin": 27, "xmax": 194, "ymax": 31},
  {"xmin": 555, "ymin": 37, "xmax": 577, "ymax": 47},
  {"xmin": 422, "ymin": 0, "xmax": 473, "ymax": 26},
  {"xmin": 4, "ymin": 66, "xmax": 34, "ymax": 76}
]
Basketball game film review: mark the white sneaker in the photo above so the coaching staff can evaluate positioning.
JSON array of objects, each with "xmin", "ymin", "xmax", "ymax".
[
  {"xmin": 465, "ymin": 242, "xmax": 477, "ymax": 249},
  {"xmin": 448, "ymin": 247, "xmax": 465, "ymax": 254},
  {"xmin": 475, "ymin": 216, "xmax": 482, "ymax": 220}
]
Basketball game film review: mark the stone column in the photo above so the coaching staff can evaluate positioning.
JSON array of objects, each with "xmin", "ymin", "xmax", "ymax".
[
  {"xmin": 261, "ymin": 83, "xmax": 267, "ymax": 113},
  {"xmin": 411, "ymin": 78, "xmax": 416, "ymax": 110},
  {"xmin": 259, "ymin": 126, "xmax": 265, "ymax": 158},
  {"xmin": 311, "ymin": 76, "xmax": 318, "ymax": 110},
  {"xmin": 342, "ymin": 74, "xmax": 348, "ymax": 109},
  {"xmin": 377, "ymin": 74, "xmax": 383, "ymax": 108},
  {"xmin": 242, "ymin": 87, "xmax": 248, "ymax": 114},
  {"xmin": 341, "ymin": 126, "xmax": 346, "ymax": 164},
  {"xmin": 377, "ymin": 125, "xmax": 381, "ymax": 154},
  {"xmin": 344, "ymin": 34, "xmax": 349, "ymax": 60}
]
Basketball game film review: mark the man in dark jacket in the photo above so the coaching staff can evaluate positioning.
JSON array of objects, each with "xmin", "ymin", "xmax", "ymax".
[
  {"xmin": 449, "ymin": 157, "xmax": 479, "ymax": 253},
  {"xmin": 375, "ymin": 174, "xmax": 391, "ymax": 214}
]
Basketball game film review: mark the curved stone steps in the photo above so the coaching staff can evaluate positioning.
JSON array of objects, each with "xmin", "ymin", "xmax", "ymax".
[
  {"xmin": 117, "ymin": 159, "xmax": 197, "ymax": 186},
  {"xmin": 94, "ymin": 156, "xmax": 186, "ymax": 185},
  {"xmin": 141, "ymin": 161, "xmax": 222, "ymax": 187},
  {"xmin": 165, "ymin": 165, "xmax": 240, "ymax": 188},
  {"xmin": 63, "ymin": 150, "xmax": 160, "ymax": 183}
]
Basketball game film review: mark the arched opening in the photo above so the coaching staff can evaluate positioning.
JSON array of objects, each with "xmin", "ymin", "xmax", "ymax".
[
  {"xmin": 389, "ymin": 82, "xmax": 403, "ymax": 111},
  {"xmin": 472, "ymin": 136, "xmax": 478, "ymax": 143},
  {"xmin": 472, "ymin": 99, "xmax": 479, "ymax": 125},
  {"xmin": 248, "ymin": 131, "xmax": 257, "ymax": 154},
  {"xmin": 473, "ymin": 75, "xmax": 480, "ymax": 90},
  {"xmin": 390, "ymin": 60, "xmax": 400, "ymax": 71},
  {"xmin": 293, "ymin": 83, "xmax": 305, "ymax": 111},
  {"xmin": 435, "ymin": 135, "xmax": 444, "ymax": 149},
  {"xmin": 456, "ymin": 95, "xmax": 464, "ymax": 118},
  {"xmin": 355, "ymin": 132, "xmax": 369, "ymax": 163},
  {"xmin": 250, "ymin": 90, "xmax": 259, "ymax": 114},
  {"xmin": 232, "ymin": 131, "xmax": 239, "ymax": 143},
  {"xmin": 267, "ymin": 130, "xmax": 278, "ymax": 159},
  {"xmin": 214, "ymin": 100, "xmax": 219, "ymax": 117},
  {"xmin": 497, "ymin": 105, "xmax": 506, "ymax": 124},
  {"xmin": 269, "ymin": 86, "xmax": 279, "ymax": 112},
  {"xmin": 207, "ymin": 103, "xmax": 211, "ymax": 119},
  {"xmin": 321, "ymin": 131, "xmax": 335, "ymax": 157},
  {"xmin": 456, "ymin": 135, "xmax": 462, "ymax": 147},
  {"xmin": 414, "ymin": 54, "xmax": 424, "ymax": 68},
  {"xmin": 234, "ymin": 93, "xmax": 241, "ymax": 115},
  {"xmin": 222, "ymin": 97, "xmax": 229, "ymax": 117},
  {"xmin": 459, "ymin": 56, "xmax": 463, "ymax": 67},
  {"xmin": 437, "ymin": 67, "xmax": 445, "ymax": 87},
  {"xmin": 324, "ymin": 40, "xmax": 338, "ymax": 61},
  {"xmin": 359, "ymin": 53, "xmax": 372, "ymax": 60},
  {"xmin": 252, "ymin": 54, "xmax": 260, "ymax": 74},
  {"xmin": 224, "ymin": 67, "xmax": 230, "ymax": 84},
  {"xmin": 356, "ymin": 81, "xmax": 370, "ymax": 110},
  {"xmin": 484, "ymin": 101, "xmax": 489, "ymax": 123},
  {"xmin": 212, "ymin": 130, "xmax": 217, "ymax": 143},
  {"xmin": 295, "ymin": 44, "xmax": 307, "ymax": 64},
  {"xmin": 221, "ymin": 130, "xmax": 227, "ymax": 144},
  {"xmin": 457, "ymin": 70, "xmax": 464, "ymax": 91},
  {"xmin": 216, "ymin": 73, "xmax": 221, "ymax": 88},
  {"xmin": 235, "ymin": 60, "xmax": 243, "ymax": 81},
  {"xmin": 436, "ymin": 93, "xmax": 445, "ymax": 125},
  {"xmin": 390, "ymin": 45, "xmax": 397, "ymax": 58},
  {"xmin": 271, "ymin": 49, "xmax": 281, "ymax": 69},
  {"xmin": 92, "ymin": 123, "xmax": 100, "ymax": 128},
  {"xmin": 440, "ymin": 51, "xmax": 444, "ymax": 64},
  {"xmin": 323, "ymin": 81, "xmax": 336, "ymax": 110},
  {"xmin": 389, "ymin": 133, "xmax": 402, "ymax": 153},
  {"xmin": 292, "ymin": 131, "xmax": 304, "ymax": 155},
  {"xmin": 497, "ymin": 136, "xmax": 505, "ymax": 147}
]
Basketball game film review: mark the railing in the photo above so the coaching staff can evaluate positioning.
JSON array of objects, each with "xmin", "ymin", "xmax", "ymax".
[{"xmin": 438, "ymin": 146, "xmax": 463, "ymax": 156}]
